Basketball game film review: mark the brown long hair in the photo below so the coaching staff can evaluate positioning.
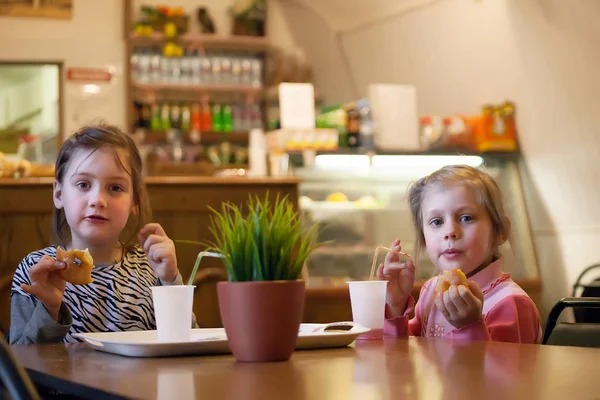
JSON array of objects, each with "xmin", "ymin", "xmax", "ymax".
[{"xmin": 52, "ymin": 123, "xmax": 151, "ymax": 253}]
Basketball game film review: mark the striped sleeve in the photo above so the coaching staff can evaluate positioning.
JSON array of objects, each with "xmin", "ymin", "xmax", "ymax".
[{"xmin": 11, "ymin": 247, "xmax": 56, "ymax": 298}]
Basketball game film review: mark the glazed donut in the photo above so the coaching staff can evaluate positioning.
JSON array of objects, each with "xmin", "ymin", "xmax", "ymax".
[
  {"xmin": 56, "ymin": 246, "xmax": 94, "ymax": 285},
  {"xmin": 435, "ymin": 268, "xmax": 467, "ymax": 295}
]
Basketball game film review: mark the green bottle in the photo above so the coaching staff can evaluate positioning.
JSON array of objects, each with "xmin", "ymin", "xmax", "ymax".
[
  {"xmin": 150, "ymin": 104, "xmax": 161, "ymax": 131},
  {"xmin": 222, "ymin": 104, "xmax": 233, "ymax": 133},
  {"xmin": 160, "ymin": 103, "xmax": 171, "ymax": 131},
  {"xmin": 212, "ymin": 104, "xmax": 223, "ymax": 132}
]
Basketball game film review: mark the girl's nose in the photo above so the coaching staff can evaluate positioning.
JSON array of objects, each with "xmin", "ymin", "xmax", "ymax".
[
  {"xmin": 444, "ymin": 222, "xmax": 461, "ymax": 240},
  {"xmin": 89, "ymin": 189, "xmax": 107, "ymax": 208}
]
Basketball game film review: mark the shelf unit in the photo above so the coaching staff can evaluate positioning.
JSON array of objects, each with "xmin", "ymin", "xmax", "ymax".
[
  {"xmin": 124, "ymin": 0, "xmax": 269, "ymax": 149},
  {"xmin": 141, "ymin": 130, "xmax": 250, "ymax": 146}
]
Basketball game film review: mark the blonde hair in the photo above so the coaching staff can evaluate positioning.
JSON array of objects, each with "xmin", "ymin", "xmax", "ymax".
[
  {"xmin": 407, "ymin": 164, "xmax": 510, "ymax": 267},
  {"xmin": 53, "ymin": 123, "xmax": 152, "ymax": 254}
]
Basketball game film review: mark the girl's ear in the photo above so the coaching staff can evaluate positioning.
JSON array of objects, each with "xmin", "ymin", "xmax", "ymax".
[
  {"xmin": 53, "ymin": 180, "xmax": 64, "ymax": 209},
  {"xmin": 496, "ymin": 216, "xmax": 511, "ymax": 246}
]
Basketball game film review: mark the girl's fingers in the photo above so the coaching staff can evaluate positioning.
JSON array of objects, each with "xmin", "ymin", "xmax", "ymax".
[
  {"xmin": 49, "ymin": 261, "xmax": 67, "ymax": 271},
  {"xmin": 376, "ymin": 263, "xmax": 385, "ymax": 280},
  {"xmin": 139, "ymin": 223, "xmax": 167, "ymax": 243},
  {"xmin": 435, "ymin": 295, "xmax": 450, "ymax": 319},
  {"xmin": 449, "ymin": 285, "xmax": 468, "ymax": 312},
  {"xmin": 384, "ymin": 239, "xmax": 402, "ymax": 264},
  {"xmin": 141, "ymin": 234, "xmax": 165, "ymax": 254},
  {"xmin": 459, "ymin": 285, "xmax": 481, "ymax": 310},
  {"xmin": 403, "ymin": 259, "xmax": 416, "ymax": 280},
  {"xmin": 443, "ymin": 290, "xmax": 459, "ymax": 315},
  {"xmin": 20, "ymin": 283, "xmax": 34, "ymax": 296}
]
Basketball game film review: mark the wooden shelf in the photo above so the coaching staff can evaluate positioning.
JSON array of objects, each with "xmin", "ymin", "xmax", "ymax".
[
  {"xmin": 133, "ymin": 82, "xmax": 263, "ymax": 95},
  {"xmin": 129, "ymin": 32, "xmax": 270, "ymax": 52},
  {"xmin": 142, "ymin": 130, "xmax": 249, "ymax": 145}
]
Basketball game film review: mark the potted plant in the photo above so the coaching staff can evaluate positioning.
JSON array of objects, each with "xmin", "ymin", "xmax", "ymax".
[{"xmin": 204, "ymin": 193, "xmax": 326, "ymax": 362}]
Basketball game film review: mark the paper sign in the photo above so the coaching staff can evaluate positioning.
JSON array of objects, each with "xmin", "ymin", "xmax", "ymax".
[
  {"xmin": 66, "ymin": 67, "xmax": 114, "ymax": 83},
  {"xmin": 368, "ymin": 84, "xmax": 419, "ymax": 150},
  {"xmin": 278, "ymin": 83, "xmax": 315, "ymax": 129}
]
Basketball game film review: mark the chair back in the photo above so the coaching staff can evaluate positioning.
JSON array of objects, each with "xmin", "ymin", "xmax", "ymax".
[
  {"xmin": 543, "ymin": 297, "xmax": 600, "ymax": 347},
  {"xmin": 0, "ymin": 335, "xmax": 40, "ymax": 400}
]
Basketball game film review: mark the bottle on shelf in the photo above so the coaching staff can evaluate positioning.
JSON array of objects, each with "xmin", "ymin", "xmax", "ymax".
[
  {"xmin": 150, "ymin": 104, "xmax": 161, "ymax": 131},
  {"xmin": 211, "ymin": 53, "xmax": 222, "ymax": 85},
  {"xmin": 190, "ymin": 49, "xmax": 201, "ymax": 84},
  {"xmin": 170, "ymin": 103, "xmax": 181, "ymax": 130},
  {"xmin": 179, "ymin": 48, "xmax": 192, "ymax": 84},
  {"xmin": 138, "ymin": 48, "xmax": 151, "ymax": 84},
  {"xmin": 358, "ymin": 99, "xmax": 374, "ymax": 151},
  {"xmin": 150, "ymin": 47, "xmax": 161, "ymax": 83},
  {"xmin": 241, "ymin": 57, "xmax": 252, "ymax": 85},
  {"xmin": 160, "ymin": 103, "xmax": 171, "ymax": 131},
  {"xmin": 212, "ymin": 103, "xmax": 223, "ymax": 132},
  {"xmin": 222, "ymin": 104, "xmax": 234, "ymax": 133},
  {"xmin": 231, "ymin": 56, "xmax": 242, "ymax": 85},
  {"xmin": 181, "ymin": 104, "xmax": 191, "ymax": 133},
  {"xmin": 346, "ymin": 107, "xmax": 360, "ymax": 149},
  {"xmin": 200, "ymin": 102, "xmax": 212, "ymax": 131},
  {"xmin": 251, "ymin": 57, "xmax": 263, "ymax": 87},
  {"xmin": 200, "ymin": 54, "xmax": 212, "ymax": 84}
]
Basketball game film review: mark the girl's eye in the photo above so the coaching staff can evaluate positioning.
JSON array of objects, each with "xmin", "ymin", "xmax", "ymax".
[
  {"xmin": 460, "ymin": 215, "xmax": 473, "ymax": 223},
  {"xmin": 429, "ymin": 218, "xmax": 443, "ymax": 227},
  {"xmin": 110, "ymin": 185, "xmax": 124, "ymax": 192},
  {"xmin": 76, "ymin": 182, "xmax": 89, "ymax": 189}
]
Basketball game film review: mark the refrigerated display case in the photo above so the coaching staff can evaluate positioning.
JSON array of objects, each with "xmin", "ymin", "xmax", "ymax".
[{"xmin": 295, "ymin": 153, "xmax": 539, "ymax": 288}]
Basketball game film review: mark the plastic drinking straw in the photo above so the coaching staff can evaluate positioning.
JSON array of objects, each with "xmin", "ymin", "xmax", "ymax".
[
  {"xmin": 187, "ymin": 251, "xmax": 225, "ymax": 286},
  {"xmin": 369, "ymin": 246, "xmax": 411, "ymax": 281}
]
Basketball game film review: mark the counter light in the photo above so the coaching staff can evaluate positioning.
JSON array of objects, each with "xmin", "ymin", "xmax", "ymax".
[{"xmin": 314, "ymin": 154, "xmax": 484, "ymax": 171}]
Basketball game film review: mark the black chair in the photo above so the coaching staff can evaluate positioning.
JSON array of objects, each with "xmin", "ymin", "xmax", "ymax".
[
  {"xmin": 572, "ymin": 264, "xmax": 600, "ymax": 323},
  {"xmin": 0, "ymin": 335, "xmax": 40, "ymax": 400},
  {"xmin": 542, "ymin": 297, "xmax": 600, "ymax": 347}
]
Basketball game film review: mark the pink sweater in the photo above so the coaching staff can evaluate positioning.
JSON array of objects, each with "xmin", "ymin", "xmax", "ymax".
[{"xmin": 384, "ymin": 259, "xmax": 542, "ymax": 343}]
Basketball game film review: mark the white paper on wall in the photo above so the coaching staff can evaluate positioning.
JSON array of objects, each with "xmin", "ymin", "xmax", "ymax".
[
  {"xmin": 278, "ymin": 83, "xmax": 316, "ymax": 129},
  {"xmin": 368, "ymin": 84, "xmax": 420, "ymax": 151}
]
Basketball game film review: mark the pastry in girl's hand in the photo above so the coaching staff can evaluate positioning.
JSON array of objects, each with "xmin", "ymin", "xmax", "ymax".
[
  {"xmin": 435, "ymin": 268, "xmax": 467, "ymax": 295},
  {"xmin": 56, "ymin": 247, "xmax": 94, "ymax": 285}
]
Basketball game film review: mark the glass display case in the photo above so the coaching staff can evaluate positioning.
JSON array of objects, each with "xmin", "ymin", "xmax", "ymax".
[{"xmin": 295, "ymin": 153, "xmax": 539, "ymax": 288}]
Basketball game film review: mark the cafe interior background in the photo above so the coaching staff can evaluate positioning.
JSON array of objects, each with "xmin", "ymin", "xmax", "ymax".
[{"xmin": 0, "ymin": 0, "xmax": 599, "ymax": 327}]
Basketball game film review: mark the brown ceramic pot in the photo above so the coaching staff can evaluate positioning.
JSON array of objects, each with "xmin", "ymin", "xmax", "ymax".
[{"xmin": 217, "ymin": 280, "xmax": 305, "ymax": 362}]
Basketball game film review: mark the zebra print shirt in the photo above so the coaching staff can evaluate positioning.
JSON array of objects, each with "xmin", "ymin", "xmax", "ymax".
[{"xmin": 11, "ymin": 246, "xmax": 158, "ymax": 343}]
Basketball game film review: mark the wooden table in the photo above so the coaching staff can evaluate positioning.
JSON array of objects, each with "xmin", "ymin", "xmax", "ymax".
[{"xmin": 10, "ymin": 338, "xmax": 598, "ymax": 400}]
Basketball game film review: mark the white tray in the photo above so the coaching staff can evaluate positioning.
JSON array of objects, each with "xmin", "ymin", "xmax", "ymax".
[{"xmin": 73, "ymin": 322, "xmax": 369, "ymax": 358}]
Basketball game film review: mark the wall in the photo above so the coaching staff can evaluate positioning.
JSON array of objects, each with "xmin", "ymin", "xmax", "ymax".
[
  {"xmin": 0, "ymin": 0, "xmax": 297, "ymax": 139},
  {"xmin": 0, "ymin": 0, "xmax": 125, "ymax": 139},
  {"xmin": 282, "ymin": 0, "xmax": 600, "ymax": 314}
]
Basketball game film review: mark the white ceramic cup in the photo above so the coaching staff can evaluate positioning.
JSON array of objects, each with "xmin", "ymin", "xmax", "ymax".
[
  {"xmin": 151, "ymin": 285, "xmax": 195, "ymax": 342},
  {"xmin": 347, "ymin": 281, "xmax": 387, "ymax": 339}
]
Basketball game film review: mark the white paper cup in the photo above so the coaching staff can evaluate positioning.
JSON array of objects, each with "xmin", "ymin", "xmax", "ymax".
[
  {"xmin": 151, "ymin": 285, "xmax": 195, "ymax": 342},
  {"xmin": 348, "ymin": 281, "xmax": 387, "ymax": 340}
]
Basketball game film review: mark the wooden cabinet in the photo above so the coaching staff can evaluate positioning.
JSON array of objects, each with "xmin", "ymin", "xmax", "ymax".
[{"xmin": 0, "ymin": 177, "xmax": 299, "ymax": 333}]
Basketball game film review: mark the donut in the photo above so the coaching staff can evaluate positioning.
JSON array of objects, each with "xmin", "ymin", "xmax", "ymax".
[
  {"xmin": 56, "ymin": 246, "xmax": 94, "ymax": 285},
  {"xmin": 435, "ymin": 268, "xmax": 467, "ymax": 295}
]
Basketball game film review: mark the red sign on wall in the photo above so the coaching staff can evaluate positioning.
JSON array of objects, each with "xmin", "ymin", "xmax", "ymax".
[{"xmin": 66, "ymin": 67, "xmax": 114, "ymax": 83}]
